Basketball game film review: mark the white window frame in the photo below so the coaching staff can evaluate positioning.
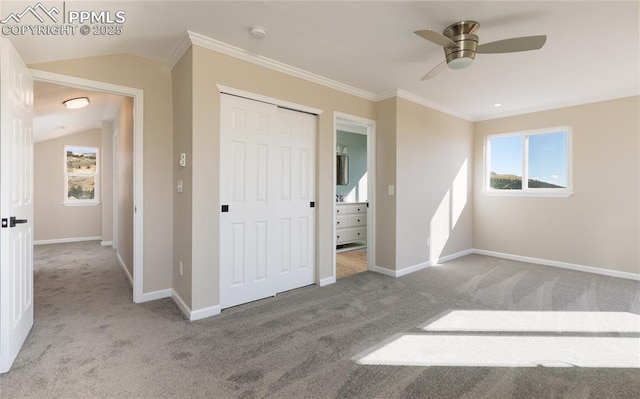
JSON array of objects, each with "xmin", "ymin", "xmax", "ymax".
[
  {"xmin": 484, "ymin": 126, "xmax": 573, "ymax": 197},
  {"xmin": 63, "ymin": 145, "xmax": 100, "ymax": 206}
]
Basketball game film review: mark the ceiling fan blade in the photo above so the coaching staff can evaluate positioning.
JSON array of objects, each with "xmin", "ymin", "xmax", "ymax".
[
  {"xmin": 415, "ymin": 30, "xmax": 458, "ymax": 48},
  {"xmin": 477, "ymin": 35, "xmax": 547, "ymax": 54},
  {"xmin": 421, "ymin": 61, "xmax": 447, "ymax": 81}
]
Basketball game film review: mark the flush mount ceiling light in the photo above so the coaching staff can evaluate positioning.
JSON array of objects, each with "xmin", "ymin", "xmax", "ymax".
[
  {"xmin": 62, "ymin": 97, "xmax": 90, "ymax": 109},
  {"xmin": 249, "ymin": 25, "xmax": 267, "ymax": 39}
]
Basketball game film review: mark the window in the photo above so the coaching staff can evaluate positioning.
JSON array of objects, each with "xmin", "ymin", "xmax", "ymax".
[
  {"xmin": 64, "ymin": 146, "xmax": 99, "ymax": 205},
  {"xmin": 485, "ymin": 127, "xmax": 572, "ymax": 196}
]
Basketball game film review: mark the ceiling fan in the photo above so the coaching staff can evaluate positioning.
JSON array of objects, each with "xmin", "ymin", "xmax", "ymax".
[{"xmin": 415, "ymin": 20, "xmax": 547, "ymax": 80}]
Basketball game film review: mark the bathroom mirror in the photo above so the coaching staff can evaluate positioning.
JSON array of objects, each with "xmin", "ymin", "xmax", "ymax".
[{"xmin": 337, "ymin": 154, "xmax": 349, "ymax": 185}]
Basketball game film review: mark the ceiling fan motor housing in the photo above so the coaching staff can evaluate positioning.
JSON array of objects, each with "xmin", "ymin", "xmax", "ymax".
[{"xmin": 443, "ymin": 21, "xmax": 480, "ymax": 69}]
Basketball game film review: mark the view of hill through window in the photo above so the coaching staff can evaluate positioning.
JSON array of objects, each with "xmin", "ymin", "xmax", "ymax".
[
  {"xmin": 489, "ymin": 131, "xmax": 568, "ymax": 190},
  {"xmin": 65, "ymin": 147, "xmax": 97, "ymax": 200}
]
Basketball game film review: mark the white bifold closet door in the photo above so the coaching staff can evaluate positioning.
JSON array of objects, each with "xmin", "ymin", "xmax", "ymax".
[{"xmin": 220, "ymin": 94, "xmax": 316, "ymax": 309}]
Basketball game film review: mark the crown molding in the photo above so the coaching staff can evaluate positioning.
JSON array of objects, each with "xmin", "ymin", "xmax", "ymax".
[
  {"xmin": 180, "ymin": 31, "xmax": 378, "ymax": 102},
  {"xmin": 388, "ymin": 89, "xmax": 474, "ymax": 121},
  {"xmin": 165, "ymin": 31, "xmax": 193, "ymax": 69}
]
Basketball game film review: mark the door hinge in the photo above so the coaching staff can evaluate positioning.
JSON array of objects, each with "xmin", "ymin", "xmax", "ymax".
[
  {"xmin": 310, "ymin": 201, "xmax": 315, "ymax": 208},
  {"xmin": 221, "ymin": 205, "xmax": 229, "ymax": 213}
]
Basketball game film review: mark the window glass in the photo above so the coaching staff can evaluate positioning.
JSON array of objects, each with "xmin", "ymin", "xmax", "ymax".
[
  {"xmin": 65, "ymin": 146, "xmax": 98, "ymax": 203},
  {"xmin": 488, "ymin": 135, "xmax": 523, "ymax": 190}
]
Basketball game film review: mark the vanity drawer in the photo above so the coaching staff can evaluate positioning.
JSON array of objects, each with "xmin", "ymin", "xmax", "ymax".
[
  {"xmin": 348, "ymin": 227, "xmax": 367, "ymax": 241},
  {"xmin": 348, "ymin": 204, "xmax": 367, "ymax": 214},
  {"xmin": 348, "ymin": 214, "xmax": 366, "ymax": 227},
  {"xmin": 336, "ymin": 215, "xmax": 348, "ymax": 228},
  {"xmin": 336, "ymin": 231, "xmax": 349, "ymax": 244}
]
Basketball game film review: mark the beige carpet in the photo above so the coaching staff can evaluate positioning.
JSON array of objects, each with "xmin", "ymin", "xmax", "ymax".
[
  {"xmin": 2, "ymin": 241, "xmax": 639, "ymax": 398},
  {"xmin": 336, "ymin": 249, "xmax": 367, "ymax": 279}
]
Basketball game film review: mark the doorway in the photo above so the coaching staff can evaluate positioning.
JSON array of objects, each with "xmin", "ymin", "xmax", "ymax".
[
  {"xmin": 333, "ymin": 114, "xmax": 376, "ymax": 279},
  {"xmin": 30, "ymin": 69, "xmax": 144, "ymax": 302}
]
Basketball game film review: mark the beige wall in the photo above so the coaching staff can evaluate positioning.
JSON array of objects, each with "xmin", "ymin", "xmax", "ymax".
[
  {"xmin": 114, "ymin": 98, "xmax": 134, "ymax": 277},
  {"xmin": 34, "ymin": 129, "xmax": 102, "ymax": 242},
  {"xmin": 101, "ymin": 120, "xmax": 113, "ymax": 244},
  {"xmin": 173, "ymin": 45, "xmax": 377, "ymax": 310},
  {"xmin": 171, "ymin": 48, "xmax": 193, "ymax": 304},
  {"xmin": 374, "ymin": 98, "xmax": 397, "ymax": 269},
  {"xmin": 31, "ymin": 54, "xmax": 174, "ymax": 294},
  {"xmin": 473, "ymin": 96, "xmax": 640, "ymax": 275},
  {"xmin": 396, "ymin": 98, "xmax": 474, "ymax": 270}
]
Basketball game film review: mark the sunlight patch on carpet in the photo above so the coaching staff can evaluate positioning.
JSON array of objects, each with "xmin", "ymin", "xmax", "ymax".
[
  {"xmin": 356, "ymin": 334, "xmax": 640, "ymax": 368},
  {"xmin": 421, "ymin": 310, "xmax": 640, "ymax": 333}
]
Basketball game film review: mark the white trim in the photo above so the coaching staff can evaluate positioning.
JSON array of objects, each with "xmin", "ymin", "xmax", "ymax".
[
  {"xmin": 61, "ymin": 201, "xmax": 101, "ymax": 206},
  {"xmin": 432, "ymin": 249, "xmax": 475, "ymax": 264},
  {"xmin": 165, "ymin": 31, "xmax": 193, "ymax": 69},
  {"xmin": 191, "ymin": 304, "xmax": 221, "ymax": 321},
  {"xmin": 139, "ymin": 288, "xmax": 172, "ymax": 303},
  {"xmin": 372, "ymin": 249, "xmax": 473, "ymax": 277},
  {"xmin": 172, "ymin": 290, "xmax": 221, "ymax": 321},
  {"xmin": 172, "ymin": 290, "xmax": 191, "ymax": 319},
  {"xmin": 34, "ymin": 236, "xmax": 101, "ymax": 245},
  {"xmin": 189, "ymin": 31, "xmax": 376, "ymax": 101},
  {"xmin": 396, "ymin": 261, "xmax": 431, "ymax": 277},
  {"xmin": 100, "ymin": 241, "xmax": 112, "ymax": 247},
  {"xmin": 30, "ymin": 69, "xmax": 146, "ymax": 304},
  {"xmin": 332, "ymin": 112, "xmax": 377, "ymax": 282},
  {"xmin": 319, "ymin": 276, "xmax": 336, "ymax": 287},
  {"xmin": 116, "ymin": 251, "xmax": 133, "ymax": 286},
  {"xmin": 373, "ymin": 262, "xmax": 430, "ymax": 278},
  {"xmin": 372, "ymin": 266, "xmax": 397, "ymax": 277},
  {"xmin": 378, "ymin": 89, "xmax": 474, "ymax": 121},
  {"xmin": 216, "ymin": 85, "xmax": 324, "ymax": 115},
  {"xmin": 473, "ymin": 249, "xmax": 640, "ymax": 281}
]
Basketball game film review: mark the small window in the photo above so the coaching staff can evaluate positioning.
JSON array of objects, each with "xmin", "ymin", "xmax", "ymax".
[
  {"xmin": 64, "ymin": 146, "xmax": 99, "ymax": 205},
  {"xmin": 485, "ymin": 127, "xmax": 572, "ymax": 197}
]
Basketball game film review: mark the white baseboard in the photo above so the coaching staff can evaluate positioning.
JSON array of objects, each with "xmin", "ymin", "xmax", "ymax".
[
  {"xmin": 396, "ymin": 261, "xmax": 430, "ymax": 277},
  {"xmin": 372, "ymin": 265, "xmax": 398, "ymax": 277},
  {"xmin": 473, "ymin": 249, "xmax": 640, "ymax": 281},
  {"xmin": 319, "ymin": 276, "xmax": 336, "ymax": 287},
  {"xmin": 373, "ymin": 249, "xmax": 474, "ymax": 277},
  {"xmin": 116, "ymin": 252, "xmax": 133, "ymax": 287},
  {"xmin": 433, "ymin": 249, "xmax": 474, "ymax": 265},
  {"xmin": 172, "ymin": 290, "xmax": 221, "ymax": 321},
  {"xmin": 191, "ymin": 304, "xmax": 222, "ymax": 321},
  {"xmin": 34, "ymin": 236, "xmax": 102, "ymax": 245},
  {"xmin": 139, "ymin": 288, "xmax": 172, "ymax": 302},
  {"xmin": 101, "ymin": 241, "xmax": 113, "ymax": 247}
]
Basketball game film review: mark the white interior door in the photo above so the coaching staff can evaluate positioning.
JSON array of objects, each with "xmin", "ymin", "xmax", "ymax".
[
  {"xmin": 220, "ymin": 94, "xmax": 315, "ymax": 309},
  {"xmin": 0, "ymin": 38, "xmax": 34, "ymax": 373}
]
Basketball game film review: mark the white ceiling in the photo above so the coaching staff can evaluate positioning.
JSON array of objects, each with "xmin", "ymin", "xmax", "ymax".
[
  {"xmin": 5, "ymin": 1, "xmax": 639, "ymax": 122},
  {"xmin": 33, "ymin": 81, "xmax": 123, "ymax": 142}
]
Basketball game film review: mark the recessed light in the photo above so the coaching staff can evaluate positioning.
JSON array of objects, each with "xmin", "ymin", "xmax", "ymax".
[
  {"xmin": 63, "ymin": 97, "xmax": 90, "ymax": 109},
  {"xmin": 493, "ymin": 103, "xmax": 503, "ymax": 108}
]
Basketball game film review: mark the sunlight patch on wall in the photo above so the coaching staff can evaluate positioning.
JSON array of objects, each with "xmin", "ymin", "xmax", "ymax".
[
  {"xmin": 358, "ymin": 172, "xmax": 368, "ymax": 202},
  {"xmin": 429, "ymin": 190, "xmax": 450, "ymax": 260},
  {"xmin": 421, "ymin": 310, "xmax": 640, "ymax": 333},
  {"xmin": 451, "ymin": 159, "xmax": 467, "ymax": 228},
  {"xmin": 356, "ymin": 334, "xmax": 640, "ymax": 368}
]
